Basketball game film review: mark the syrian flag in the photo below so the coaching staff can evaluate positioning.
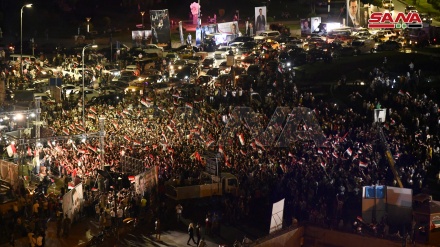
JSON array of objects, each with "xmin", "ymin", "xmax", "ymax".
[
  {"xmin": 128, "ymin": 176, "xmax": 135, "ymax": 183},
  {"xmin": 240, "ymin": 150, "xmax": 247, "ymax": 156},
  {"xmin": 205, "ymin": 139, "xmax": 214, "ymax": 148},
  {"xmin": 172, "ymin": 93, "xmax": 180, "ymax": 98},
  {"xmin": 89, "ymin": 107, "xmax": 98, "ymax": 115},
  {"xmin": 219, "ymin": 145, "xmax": 224, "ymax": 154},
  {"xmin": 359, "ymin": 161, "xmax": 368, "ymax": 168},
  {"xmin": 251, "ymin": 142, "xmax": 257, "ymax": 150},
  {"xmin": 352, "ymin": 154, "xmax": 358, "ymax": 160},
  {"xmin": 288, "ymin": 152, "xmax": 294, "ymax": 157},
  {"xmin": 238, "ymin": 133, "xmax": 245, "ymax": 146},
  {"xmin": 255, "ymin": 139, "xmax": 265, "ymax": 150},
  {"xmin": 6, "ymin": 144, "xmax": 16, "ymax": 157},
  {"xmin": 225, "ymin": 160, "xmax": 232, "ymax": 168},
  {"xmin": 69, "ymin": 124, "xmax": 75, "ymax": 130},
  {"xmin": 112, "ymin": 121, "xmax": 119, "ymax": 130},
  {"xmin": 87, "ymin": 145, "xmax": 97, "ymax": 153},
  {"xmin": 141, "ymin": 99, "xmax": 152, "ymax": 107},
  {"xmin": 76, "ymin": 125, "xmax": 86, "ymax": 132},
  {"xmin": 405, "ymin": 92, "xmax": 411, "ymax": 98},
  {"xmin": 332, "ymin": 151, "xmax": 339, "ymax": 159},
  {"xmin": 87, "ymin": 113, "xmax": 96, "ymax": 119},
  {"xmin": 390, "ymin": 119, "xmax": 396, "ymax": 125},
  {"xmin": 47, "ymin": 140, "xmax": 53, "ymax": 148},
  {"xmin": 68, "ymin": 182, "xmax": 75, "ymax": 190},
  {"xmin": 320, "ymin": 162, "xmax": 326, "ymax": 169},
  {"xmin": 133, "ymin": 140, "xmax": 142, "ymax": 146},
  {"xmin": 278, "ymin": 64, "xmax": 283, "ymax": 73},
  {"xmin": 398, "ymin": 90, "xmax": 405, "ymax": 96},
  {"xmin": 345, "ymin": 147, "xmax": 353, "ymax": 156},
  {"xmin": 63, "ymin": 128, "xmax": 70, "ymax": 136},
  {"xmin": 124, "ymin": 135, "xmax": 131, "ymax": 142},
  {"xmin": 123, "ymin": 109, "xmax": 131, "ymax": 116},
  {"xmin": 185, "ymin": 102, "xmax": 193, "ymax": 109},
  {"xmin": 78, "ymin": 149, "xmax": 86, "ymax": 154},
  {"xmin": 317, "ymin": 148, "xmax": 323, "ymax": 155}
]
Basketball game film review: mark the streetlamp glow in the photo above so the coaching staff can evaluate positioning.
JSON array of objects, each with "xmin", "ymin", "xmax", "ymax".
[
  {"xmin": 86, "ymin": 17, "xmax": 91, "ymax": 33},
  {"xmin": 82, "ymin": 44, "xmax": 97, "ymax": 130},
  {"xmin": 20, "ymin": 3, "xmax": 33, "ymax": 82},
  {"xmin": 140, "ymin": 11, "xmax": 145, "ymax": 29}
]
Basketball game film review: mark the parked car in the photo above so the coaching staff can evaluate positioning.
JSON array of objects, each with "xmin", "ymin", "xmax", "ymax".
[
  {"xmin": 383, "ymin": 0, "xmax": 395, "ymax": 10},
  {"xmin": 202, "ymin": 58, "xmax": 216, "ymax": 70},
  {"xmin": 419, "ymin": 13, "xmax": 432, "ymax": 24},
  {"xmin": 404, "ymin": 5, "xmax": 417, "ymax": 14},
  {"xmin": 86, "ymin": 94, "xmax": 124, "ymax": 106},
  {"xmin": 351, "ymin": 39, "xmax": 376, "ymax": 54},
  {"xmin": 375, "ymin": 40, "xmax": 402, "ymax": 51}
]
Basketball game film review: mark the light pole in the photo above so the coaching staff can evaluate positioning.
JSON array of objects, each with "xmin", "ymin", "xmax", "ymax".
[
  {"xmin": 86, "ymin": 17, "xmax": 91, "ymax": 33},
  {"xmin": 140, "ymin": 11, "xmax": 145, "ymax": 29},
  {"xmin": 82, "ymin": 44, "xmax": 97, "ymax": 130},
  {"xmin": 20, "ymin": 3, "xmax": 32, "ymax": 82}
]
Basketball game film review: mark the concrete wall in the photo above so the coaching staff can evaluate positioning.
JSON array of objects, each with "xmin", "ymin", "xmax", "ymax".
[{"xmin": 254, "ymin": 227, "xmax": 304, "ymax": 247}]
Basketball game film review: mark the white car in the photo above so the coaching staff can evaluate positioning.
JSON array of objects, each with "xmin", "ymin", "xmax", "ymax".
[
  {"xmin": 61, "ymin": 84, "xmax": 81, "ymax": 97},
  {"xmin": 72, "ymin": 88, "xmax": 101, "ymax": 101},
  {"xmin": 214, "ymin": 47, "xmax": 230, "ymax": 59},
  {"xmin": 101, "ymin": 64, "xmax": 121, "ymax": 77}
]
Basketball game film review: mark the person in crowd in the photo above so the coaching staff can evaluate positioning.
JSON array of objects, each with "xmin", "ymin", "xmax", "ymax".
[{"xmin": 187, "ymin": 222, "xmax": 197, "ymax": 245}]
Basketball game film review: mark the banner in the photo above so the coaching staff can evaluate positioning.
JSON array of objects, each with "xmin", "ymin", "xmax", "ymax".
[
  {"xmin": 63, "ymin": 183, "xmax": 83, "ymax": 222},
  {"xmin": 217, "ymin": 21, "xmax": 239, "ymax": 44},
  {"xmin": 0, "ymin": 160, "xmax": 19, "ymax": 190},
  {"xmin": 269, "ymin": 198, "xmax": 285, "ymax": 233},
  {"xmin": 135, "ymin": 166, "xmax": 158, "ymax": 196},
  {"xmin": 300, "ymin": 19, "xmax": 311, "ymax": 36},
  {"xmin": 347, "ymin": 0, "xmax": 361, "ymax": 28},
  {"xmin": 311, "ymin": 17, "xmax": 321, "ymax": 33},
  {"xmin": 255, "ymin": 6, "xmax": 267, "ymax": 33},
  {"xmin": 150, "ymin": 9, "xmax": 172, "ymax": 50},
  {"xmin": 132, "ymin": 30, "xmax": 145, "ymax": 48}
]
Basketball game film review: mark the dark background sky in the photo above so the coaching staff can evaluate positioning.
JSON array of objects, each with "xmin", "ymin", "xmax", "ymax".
[{"xmin": 0, "ymin": 0, "xmax": 267, "ymax": 41}]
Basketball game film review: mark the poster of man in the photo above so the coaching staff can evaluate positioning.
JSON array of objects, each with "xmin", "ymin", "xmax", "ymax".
[
  {"xmin": 311, "ymin": 17, "xmax": 321, "ymax": 33},
  {"xmin": 347, "ymin": 0, "xmax": 361, "ymax": 27},
  {"xmin": 135, "ymin": 173, "xmax": 147, "ymax": 196},
  {"xmin": 217, "ymin": 21, "xmax": 240, "ymax": 44},
  {"xmin": 150, "ymin": 9, "xmax": 172, "ymax": 50},
  {"xmin": 255, "ymin": 7, "xmax": 267, "ymax": 33},
  {"xmin": 300, "ymin": 19, "xmax": 311, "ymax": 35},
  {"xmin": 63, "ymin": 183, "xmax": 83, "ymax": 222}
]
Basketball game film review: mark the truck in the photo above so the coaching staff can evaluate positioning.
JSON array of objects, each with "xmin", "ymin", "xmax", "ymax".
[
  {"xmin": 405, "ymin": 26, "xmax": 431, "ymax": 47},
  {"xmin": 165, "ymin": 172, "xmax": 238, "ymax": 200}
]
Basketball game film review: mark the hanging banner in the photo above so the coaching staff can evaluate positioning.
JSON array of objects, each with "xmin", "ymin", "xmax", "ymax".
[
  {"xmin": 150, "ymin": 9, "xmax": 172, "ymax": 50},
  {"xmin": 255, "ymin": 6, "xmax": 267, "ymax": 33},
  {"xmin": 311, "ymin": 17, "xmax": 321, "ymax": 33},
  {"xmin": 63, "ymin": 183, "xmax": 83, "ymax": 222},
  {"xmin": 347, "ymin": 0, "xmax": 361, "ymax": 27},
  {"xmin": 135, "ymin": 166, "xmax": 158, "ymax": 196},
  {"xmin": 300, "ymin": 19, "xmax": 311, "ymax": 36},
  {"xmin": 179, "ymin": 21, "xmax": 185, "ymax": 45},
  {"xmin": 216, "ymin": 21, "xmax": 239, "ymax": 44}
]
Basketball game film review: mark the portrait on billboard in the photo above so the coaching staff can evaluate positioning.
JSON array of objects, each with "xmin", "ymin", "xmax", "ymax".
[
  {"xmin": 311, "ymin": 17, "xmax": 321, "ymax": 33},
  {"xmin": 150, "ymin": 9, "xmax": 171, "ymax": 49},
  {"xmin": 132, "ymin": 30, "xmax": 145, "ymax": 48},
  {"xmin": 300, "ymin": 19, "xmax": 311, "ymax": 35},
  {"xmin": 347, "ymin": 0, "xmax": 361, "ymax": 27},
  {"xmin": 255, "ymin": 7, "xmax": 267, "ymax": 32}
]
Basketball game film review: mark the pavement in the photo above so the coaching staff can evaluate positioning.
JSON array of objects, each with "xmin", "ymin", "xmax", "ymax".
[{"xmin": 0, "ymin": 212, "xmax": 265, "ymax": 247}]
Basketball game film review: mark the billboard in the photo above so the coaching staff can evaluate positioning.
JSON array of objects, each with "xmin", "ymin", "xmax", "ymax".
[
  {"xmin": 150, "ymin": 9, "xmax": 171, "ymax": 50},
  {"xmin": 132, "ymin": 30, "xmax": 152, "ymax": 48},
  {"xmin": 63, "ymin": 183, "xmax": 83, "ymax": 222},
  {"xmin": 255, "ymin": 6, "xmax": 267, "ymax": 33},
  {"xmin": 347, "ymin": 0, "xmax": 361, "ymax": 27},
  {"xmin": 216, "ymin": 21, "xmax": 239, "ymax": 44},
  {"xmin": 310, "ymin": 17, "xmax": 321, "ymax": 33},
  {"xmin": 135, "ymin": 166, "xmax": 158, "ymax": 196},
  {"xmin": 300, "ymin": 19, "xmax": 311, "ymax": 35},
  {"xmin": 269, "ymin": 198, "xmax": 285, "ymax": 233}
]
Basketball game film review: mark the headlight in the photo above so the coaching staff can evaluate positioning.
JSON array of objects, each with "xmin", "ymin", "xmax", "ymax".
[
  {"xmin": 286, "ymin": 62, "xmax": 291, "ymax": 67},
  {"xmin": 42, "ymin": 71, "xmax": 47, "ymax": 75}
]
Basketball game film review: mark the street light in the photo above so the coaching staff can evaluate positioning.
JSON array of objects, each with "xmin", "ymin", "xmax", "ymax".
[
  {"xmin": 86, "ymin": 17, "xmax": 91, "ymax": 33},
  {"xmin": 82, "ymin": 44, "xmax": 97, "ymax": 130},
  {"xmin": 140, "ymin": 11, "xmax": 145, "ymax": 29},
  {"xmin": 20, "ymin": 3, "xmax": 32, "ymax": 81}
]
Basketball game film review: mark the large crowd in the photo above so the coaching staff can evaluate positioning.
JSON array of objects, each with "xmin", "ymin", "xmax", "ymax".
[{"xmin": 0, "ymin": 42, "xmax": 439, "ymax": 246}]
